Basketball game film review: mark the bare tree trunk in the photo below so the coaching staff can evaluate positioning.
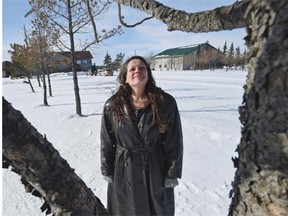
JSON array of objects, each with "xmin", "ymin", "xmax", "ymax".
[
  {"xmin": 47, "ymin": 70, "xmax": 52, "ymax": 97},
  {"xmin": 68, "ymin": 0, "xmax": 82, "ymax": 116},
  {"xmin": 42, "ymin": 72, "xmax": 48, "ymax": 106},
  {"xmin": 2, "ymin": 97, "xmax": 108, "ymax": 216},
  {"xmin": 37, "ymin": 73, "xmax": 42, "ymax": 87},
  {"xmin": 27, "ymin": 75, "xmax": 35, "ymax": 93},
  {"xmin": 23, "ymin": 27, "xmax": 35, "ymax": 94},
  {"xmin": 229, "ymin": 0, "xmax": 288, "ymax": 215}
]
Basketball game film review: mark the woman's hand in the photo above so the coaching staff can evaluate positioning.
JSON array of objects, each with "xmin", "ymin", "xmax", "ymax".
[
  {"xmin": 103, "ymin": 175, "xmax": 113, "ymax": 183},
  {"xmin": 164, "ymin": 178, "xmax": 178, "ymax": 188}
]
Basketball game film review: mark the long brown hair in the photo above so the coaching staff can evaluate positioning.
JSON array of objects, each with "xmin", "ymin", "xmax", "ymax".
[{"xmin": 111, "ymin": 55, "xmax": 168, "ymax": 133}]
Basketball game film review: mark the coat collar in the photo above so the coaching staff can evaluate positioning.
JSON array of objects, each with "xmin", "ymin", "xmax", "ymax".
[{"xmin": 122, "ymin": 103, "xmax": 154, "ymax": 142}]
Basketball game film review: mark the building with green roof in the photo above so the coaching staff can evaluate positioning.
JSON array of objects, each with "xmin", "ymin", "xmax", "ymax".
[{"xmin": 151, "ymin": 43, "xmax": 224, "ymax": 70}]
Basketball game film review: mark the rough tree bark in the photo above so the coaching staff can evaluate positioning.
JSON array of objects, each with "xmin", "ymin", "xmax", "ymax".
[
  {"xmin": 114, "ymin": 0, "xmax": 250, "ymax": 32},
  {"xmin": 2, "ymin": 97, "xmax": 108, "ymax": 216},
  {"xmin": 229, "ymin": 0, "xmax": 288, "ymax": 215}
]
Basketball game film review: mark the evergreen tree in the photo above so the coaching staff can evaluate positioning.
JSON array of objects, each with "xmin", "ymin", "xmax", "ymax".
[
  {"xmin": 113, "ymin": 52, "xmax": 125, "ymax": 71},
  {"xmin": 229, "ymin": 42, "xmax": 235, "ymax": 56},
  {"xmin": 223, "ymin": 41, "xmax": 227, "ymax": 55},
  {"xmin": 222, "ymin": 41, "xmax": 228, "ymax": 68},
  {"xmin": 227, "ymin": 42, "xmax": 235, "ymax": 68},
  {"xmin": 103, "ymin": 53, "xmax": 112, "ymax": 70},
  {"xmin": 235, "ymin": 46, "xmax": 241, "ymax": 68}
]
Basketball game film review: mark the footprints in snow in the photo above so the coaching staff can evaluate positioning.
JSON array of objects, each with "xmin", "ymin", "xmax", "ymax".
[
  {"xmin": 177, "ymin": 181, "xmax": 228, "ymax": 202},
  {"xmin": 176, "ymin": 181, "xmax": 229, "ymax": 215}
]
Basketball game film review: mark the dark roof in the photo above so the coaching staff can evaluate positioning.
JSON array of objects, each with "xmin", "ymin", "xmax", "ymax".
[
  {"xmin": 56, "ymin": 51, "xmax": 93, "ymax": 60},
  {"xmin": 154, "ymin": 43, "xmax": 214, "ymax": 58}
]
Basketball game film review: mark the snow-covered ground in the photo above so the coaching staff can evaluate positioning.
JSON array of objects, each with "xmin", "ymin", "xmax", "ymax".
[{"xmin": 2, "ymin": 69, "xmax": 247, "ymax": 216}]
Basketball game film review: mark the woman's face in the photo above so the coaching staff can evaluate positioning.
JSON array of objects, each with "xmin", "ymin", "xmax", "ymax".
[{"xmin": 125, "ymin": 59, "xmax": 148, "ymax": 89}]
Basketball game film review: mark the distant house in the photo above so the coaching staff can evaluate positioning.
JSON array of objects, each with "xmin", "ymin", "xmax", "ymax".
[
  {"xmin": 2, "ymin": 61, "xmax": 26, "ymax": 78},
  {"xmin": 2, "ymin": 51, "xmax": 94, "ymax": 78},
  {"xmin": 52, "ymin": 51, "xmax": 93, "ymax": 72},
  {"xmin": 151, "ymin": 43, "xmax": 224, "ymax": 70},
  {"xmin": 2, "ymin": 61, "xmax": 13, "ymax": 78}
]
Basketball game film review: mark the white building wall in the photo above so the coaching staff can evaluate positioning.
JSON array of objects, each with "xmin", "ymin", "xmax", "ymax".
[
  {"xmin": 151, "ymin": 56, "xmax": 184, "ymax": 71},
  {"xmin": 3, "ymin": 70, "xmax": 7, "ymax": 78}
]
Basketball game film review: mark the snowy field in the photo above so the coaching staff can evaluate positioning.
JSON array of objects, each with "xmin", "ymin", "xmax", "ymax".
[{"xmin": 2, "ymin": 69, "xmax": 247, "ymax": 216}]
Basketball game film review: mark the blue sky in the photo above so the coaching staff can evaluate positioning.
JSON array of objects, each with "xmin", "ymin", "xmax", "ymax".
[{"xmin": 2, "ymin": 0, "xmax": 247, "ymax": 65}]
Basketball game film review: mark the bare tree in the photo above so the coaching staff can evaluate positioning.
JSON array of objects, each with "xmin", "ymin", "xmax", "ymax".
[
  {"xmin": 29, "ymin": 11, "xmax": 55, "ymax": 105},
  {"xmin": 8, "ymin": 42, "xmax": 35, "ymax": 92}
]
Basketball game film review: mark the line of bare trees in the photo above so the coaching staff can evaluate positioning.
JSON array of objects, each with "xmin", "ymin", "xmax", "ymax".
[{"xmin": 9, "ymin": 0, "xmax": 122, "ymax": 114}]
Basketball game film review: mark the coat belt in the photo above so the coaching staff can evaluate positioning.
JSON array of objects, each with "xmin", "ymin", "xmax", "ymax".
[
  {"xmin": 116, "ymin": 145, "xmax": 161, "ymax": 177},
  {"xmin": 116, "ymin": 145, "xmax": 160, "ymax": 154}
]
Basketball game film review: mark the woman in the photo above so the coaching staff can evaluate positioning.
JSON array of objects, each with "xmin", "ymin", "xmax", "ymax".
[{"xmin": 100, "ymin": 56, "xmax": 183, "ymax": 216}]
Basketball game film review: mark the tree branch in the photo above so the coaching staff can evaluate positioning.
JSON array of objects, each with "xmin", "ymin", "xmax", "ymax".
[
  {"xmin": 117, "ymin": 3, "xmax": 153, "ymax": 28},
  {"xmin": 113, "ymin": 0, "xmax": 250, "ymax": 32},
  {"xmin": 85, "ymin": 0, "xmax": 99, "ymax": 42},
  {"xmin": 2, "ymin": 97, "xmax": 108, "ymax": 216}
]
